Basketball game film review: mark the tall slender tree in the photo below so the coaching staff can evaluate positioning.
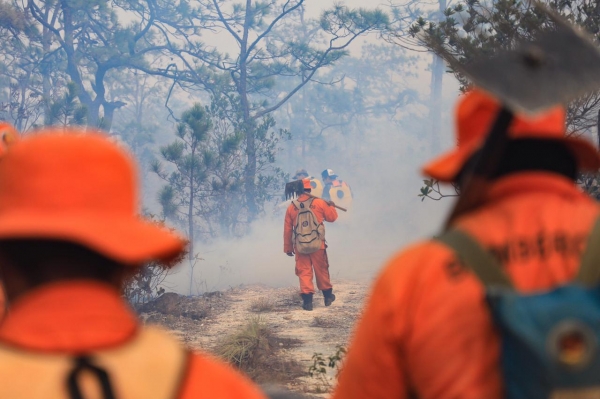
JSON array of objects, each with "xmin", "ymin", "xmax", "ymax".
[{"xmin": 152, "ymin": 104, "xmax": 212, "ymax": 294}]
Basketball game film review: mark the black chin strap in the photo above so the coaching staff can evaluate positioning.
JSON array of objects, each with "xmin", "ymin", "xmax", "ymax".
[{"xmin": 67, "ymin": 356, "xmax": 116, "ymax": 399}]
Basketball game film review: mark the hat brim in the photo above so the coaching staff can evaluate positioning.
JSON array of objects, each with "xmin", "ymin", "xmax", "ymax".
[
  {"xmin": 0, "ymin": 212, "xmax": 185, "ymax": 266},
  {"xmin": 422, "ymin": 137, "xmax": 600, "ymax": 182}
]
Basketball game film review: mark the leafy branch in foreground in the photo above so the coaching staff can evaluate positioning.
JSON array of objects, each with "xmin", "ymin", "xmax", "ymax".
[{"xmin": 419, "ymin": 178, "xmax": 459, "ymax": 202}]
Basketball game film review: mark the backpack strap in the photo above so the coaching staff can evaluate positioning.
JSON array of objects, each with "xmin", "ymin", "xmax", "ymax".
[
  {"xmin": 293, "ymin": 197, "xmax": 314, "ymax": 210},
  {"xmin": 67, "ymin": 356, "xmax": 116, "ymax": 399},
  {"xmin": 435, "ymin": 229, "xmax": 514, "ymax": 289},
  {"xmin": 576, "ymin": 217, "xmax": 600, "ymax": 287}
]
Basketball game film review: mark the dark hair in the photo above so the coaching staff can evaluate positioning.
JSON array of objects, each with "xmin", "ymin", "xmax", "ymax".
[
  {"xmin": 457, "ymin": 139, "xmax": 577, "ymax": 184},
  {"xmin": 0, "ymin": 239, "xmax": 127, "ymax": 286}
]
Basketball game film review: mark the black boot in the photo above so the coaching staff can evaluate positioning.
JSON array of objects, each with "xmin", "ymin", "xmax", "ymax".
[
  {"xmin": 323, "ymin": 289, "xmax": 336, "ymax": 306},
  {"xmin": 301, "ymin": 293, "xmax": 313, "ymax": 311}
]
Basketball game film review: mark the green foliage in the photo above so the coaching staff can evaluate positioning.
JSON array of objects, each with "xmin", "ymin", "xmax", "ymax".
[
  {"xmin": 122, "ymin": 215, "xmax": 187, "ymax": 307},
  {"xmin": 154, "ymin": 99, "xmax": 287, "ymax": 238},
  {"xmin": 181, "ymin": 104, "xmax": 212, "ymax": 142},
  {"xmin": 418, "ymin": 178, "xmax": 459, "ymax": 202},
  {"xmin": 48, "ymin": 82, "xmax": 88, "ymax": 126},
  {"xmin": 308, "ymin": 345, "xmax": 347, "ymax": 392},
  {"xmin": 154, "ymin": 103, "xmax": 212, "ymax": 225},
  {"xmin": 404, "ymin": 0, "xmax": 600, "ymax": 201},
  {"xmin": 321, "ymin": 6, "xmax": 389, "ymax": 33},
  {"xmin": 0, "ymin": 2, "xmax": 28, "ymax": 32},
  {"xmin": 409, "ymin": 0, "xmax": 600, "ymax": 134}
]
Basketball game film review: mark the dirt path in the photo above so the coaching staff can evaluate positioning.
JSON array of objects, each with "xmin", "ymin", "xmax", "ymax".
[{"xmin": 142, "ymin": 280, "xmax": 369, "ymax": 396}]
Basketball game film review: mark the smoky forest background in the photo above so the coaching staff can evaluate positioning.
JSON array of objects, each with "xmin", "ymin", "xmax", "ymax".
[{"xmin": 1, "ymin": 0, "xmax": 600, "ymax": 300}]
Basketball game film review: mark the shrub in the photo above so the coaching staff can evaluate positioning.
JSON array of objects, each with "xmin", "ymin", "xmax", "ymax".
[{"xmin": 249, "ymin": 296, "xmax": 275, "ymax": 312}]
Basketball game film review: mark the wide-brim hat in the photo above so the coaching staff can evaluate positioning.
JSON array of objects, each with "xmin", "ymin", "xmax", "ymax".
[
  {"xmin": 422, "ymin": 89, "xmax": 600, "ymax": 182},
  {"xmin": 0, "ymin": 129, "xmax": 185, "ymax": 266},
  {"xmin": 293, "ymin": 168, "xmax": 309, "ymax": 180}
]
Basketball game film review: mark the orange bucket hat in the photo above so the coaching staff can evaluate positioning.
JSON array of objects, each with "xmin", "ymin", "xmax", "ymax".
[
  {"xmin": 0, "ymin": 129, "xmax": 184, "ymax": 265},
  {"xmin": 422, "ymin": 89, "xmax": 600, "ymax": 182}
]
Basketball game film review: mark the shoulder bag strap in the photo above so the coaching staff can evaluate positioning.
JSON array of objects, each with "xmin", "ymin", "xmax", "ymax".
[
  {"xmin": 435, "ymin": 229, "xmax": 514, "ymax": 289},
  {"xmin": 67, "ymin": 356, "xmax": 116, "ymax": 399}
]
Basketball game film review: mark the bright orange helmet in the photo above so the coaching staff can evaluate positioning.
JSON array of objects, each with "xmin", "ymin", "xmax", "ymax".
[{"xmin": 302, "ymin": 178, "xmax": 312, "ymax": 190}]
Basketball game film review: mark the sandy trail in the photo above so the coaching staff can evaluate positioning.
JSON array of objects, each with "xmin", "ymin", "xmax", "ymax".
[{"xmin": 142, "ymin": 279, "xmax": 370, "ymax": 395}]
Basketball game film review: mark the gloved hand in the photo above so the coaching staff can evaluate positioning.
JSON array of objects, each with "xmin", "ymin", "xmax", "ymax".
[
  {"xmin": 286, "ymin": 252, "xmax": 294, "ymax": 257},
  {"xmin": 327, "ymin": 200, "xmax": 336, "ymax": 207}
]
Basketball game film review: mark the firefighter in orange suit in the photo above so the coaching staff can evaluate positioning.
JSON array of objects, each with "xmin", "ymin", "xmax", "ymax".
[
  {"xmin": 284, "ymin": 179, "xmax": 338, "ymax": 311},
  {"xmin": 0, "ymin": 129, "xmax": 267, "ymax": 399},
  {"xmin": 332, "ymin": 89, "xmax": 600, "ymax": 399}
]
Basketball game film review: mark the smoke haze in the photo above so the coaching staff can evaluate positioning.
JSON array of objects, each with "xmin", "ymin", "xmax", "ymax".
[{"xmin": 161, "ymin": 78, "xmax": 460, "ymax": 294}]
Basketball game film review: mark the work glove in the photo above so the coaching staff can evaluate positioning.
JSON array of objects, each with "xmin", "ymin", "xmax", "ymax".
[
  {"xmin": 286, "ymin": 252, "xmax": 294, "ymax": 257},
  {"xmin": 327, "ymin": 200, "xmax": 336, "ymax": 207}
]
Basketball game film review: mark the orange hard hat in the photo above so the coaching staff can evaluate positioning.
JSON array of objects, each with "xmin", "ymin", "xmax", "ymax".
[
  {"xmin": 0, "ymin": 129, "xmax": 185, "ymax": 265},
  {"xmin": 302, "ymin": 178, "xmax": 312, "ymax": 190},
  {"xmin": 422, "ymin": 89, "xmax": 600, "ymax": 182}
]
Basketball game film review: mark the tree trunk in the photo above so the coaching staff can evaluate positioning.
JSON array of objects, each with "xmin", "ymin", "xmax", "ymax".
[
  {"xmin": 61, "ymin": 0, "xmax": 95, "ymax": 126},
  {"xmin": 428, "ymin": 0, "xmax": 447, "ymax": 155},
  {"xmin": 41, "ymin": 4, "xmax": 53, "ymax": 126},
  {"xmin": 240, "ymin": 0, "xmax": 258, "ymax": 222},
  {"xmin": 429, "ymin": 54, "xmax": 444, "ymax": 155},
  {"xmin": 102, "ymin": 102, "xmax": 118, "ymax": 131},
  {"xmin": 188, "ymin": 145, "xmax": 195, "ymax": 296}
]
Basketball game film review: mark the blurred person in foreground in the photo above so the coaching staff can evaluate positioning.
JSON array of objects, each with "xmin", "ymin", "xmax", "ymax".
[
  {"xmin": 284, "ymin": 178, "xmax": 338, "ymax": 311},
  {"xmin": 0, "ymin": 121, "xmax": 19, "ymax": 322},
  {"xmin": 332, "ymin": 89, "xmax": 600, "ymax": 399},
  {"xmin": 0, "ymin": 129, "xmax": 266, "ymax": 398}
]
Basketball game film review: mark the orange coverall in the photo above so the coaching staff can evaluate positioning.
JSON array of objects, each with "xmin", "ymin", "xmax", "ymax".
[
  {"xmin": 0, "ymin": 281, "xmax": 267, "ymax": 399},
  {"xmin": 333, "ymin": 172, "xmax": 600, "ymax": 399},
  {"xmin": 284, "ymin": 193, "xmax": 338, "ymax": 294}
]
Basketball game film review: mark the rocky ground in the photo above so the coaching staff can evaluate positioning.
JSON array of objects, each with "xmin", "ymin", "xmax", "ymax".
[{"xmin": 138, "ymin": 280, "xmax": 369, "ymax": 396}]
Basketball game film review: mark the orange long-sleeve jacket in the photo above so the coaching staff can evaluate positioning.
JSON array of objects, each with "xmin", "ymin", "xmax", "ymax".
[
  {"xmin": 0, "ymin": 281, "xmax": 267, "ymax": 399},
  {"xmin": 284, "ymin": 193, "xmax": 338, "ymax": 253},
  {"xmin": 333, "ymin": 172, "xmax": 600, "ymax": 399}
]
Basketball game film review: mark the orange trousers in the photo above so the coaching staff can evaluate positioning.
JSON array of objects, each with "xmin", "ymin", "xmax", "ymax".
[{"xmin": 295, "ymin": 249, "xmax": 332, "ymax": 294}]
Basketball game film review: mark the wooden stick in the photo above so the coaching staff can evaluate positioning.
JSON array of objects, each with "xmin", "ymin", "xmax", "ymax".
[{"xmin": 306, "ymin": 193, "xmax": 347, "ymax": 212}]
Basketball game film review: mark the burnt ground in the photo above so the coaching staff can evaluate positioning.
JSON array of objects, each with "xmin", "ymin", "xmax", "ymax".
[{"xmin": 138, "ymin": 280, "xmax": 369, "ymax": 396}]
